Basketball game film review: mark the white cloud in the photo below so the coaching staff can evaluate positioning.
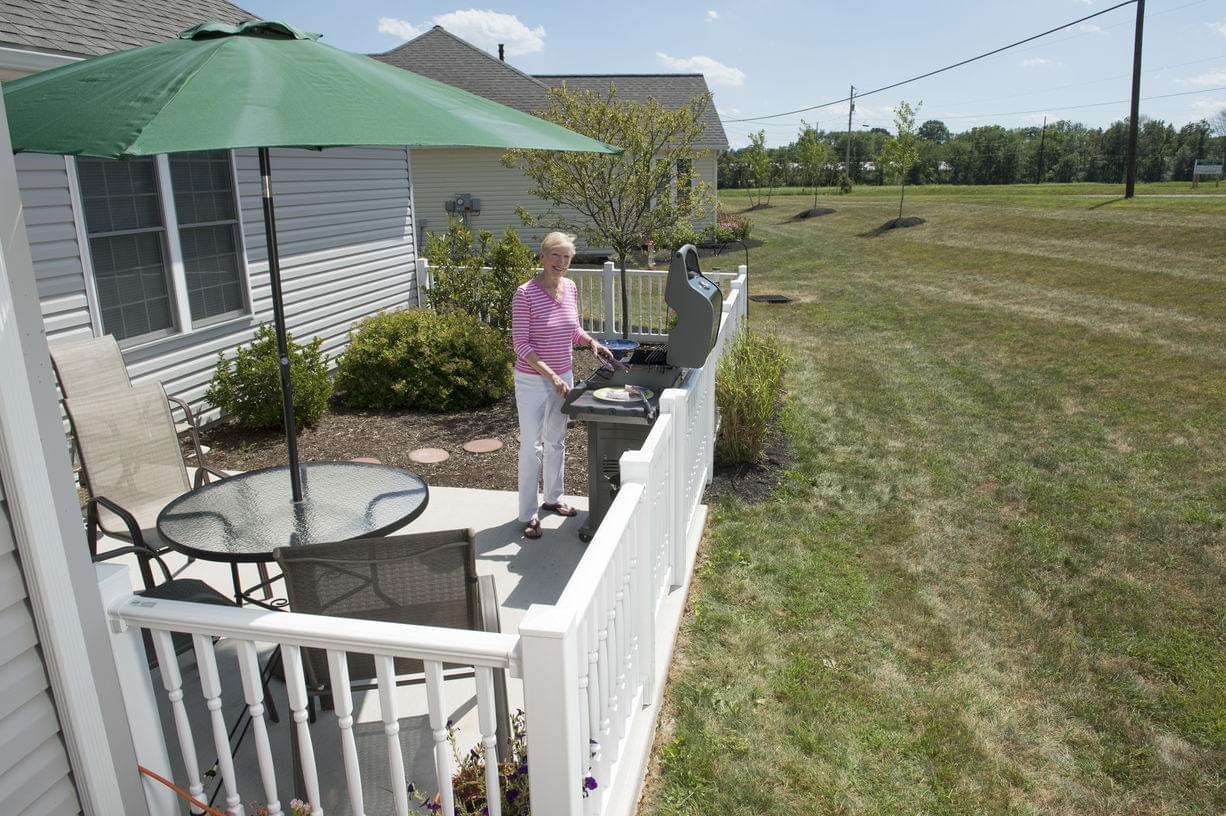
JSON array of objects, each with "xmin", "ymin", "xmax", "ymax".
[
  {"xmin": 1178, "ymin": 70, "xmax": 1226, "ymax": 87},
  {"xmin": 1190, "ymin": 96, "xmax": 1226, "ymax": 115},
  {"xmin": 655, "ymin": 52, "xmax": 745, "ymax": 86},
  {"xmin": 716, "ymin": 106, "xmax": 741, "ymax": 117},
  {"xmin": 1021, "ymin": 57, "xmax": 1053, "ymax": 68},
  {"xmin": 1210, "ymin": 20, "xmax": 1226, "ymax": 36},
  {"xmin": 1078, "ymin": 23, "xmax": 1102, "ymax": 33},
  {"xmin": 377, "ymin": 17, "xmax": 426, "ymax": 40},
  {"xmin": 433, "ymin": 9, "xmax": 545, "ymax": 55},
  {"xmin": 377, "ymin": 10, "xmax": 546, "ymax": 56},
  {"xmin": 706, "ymin": 10, "xmax": 719, "ymax": 22}
]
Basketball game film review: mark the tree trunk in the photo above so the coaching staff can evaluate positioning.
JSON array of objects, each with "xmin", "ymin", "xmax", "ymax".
[{"xmin": 898, "ymin": 182, "xmax": 906, "ymax": 219}]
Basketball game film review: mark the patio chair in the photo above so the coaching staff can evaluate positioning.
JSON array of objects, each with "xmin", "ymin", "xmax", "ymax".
[
  {"xmin": 274, "ymin": 529, "xmax": 510, "ymax": 760},
  {"xmin": 49, "ymin": 334, "xmax": 208, "ymax": 471},
  {"xmin": 63, "ymin": 381, "xmax": 229, "ymax": 590}
]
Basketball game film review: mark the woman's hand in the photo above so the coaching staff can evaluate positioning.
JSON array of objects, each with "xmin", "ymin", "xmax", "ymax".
[
  {"xmin": 551, "ymin": 373, "xmax": 570, "ymax": 397},
  {"xmin": 591, "ymin": 340, "xmax": 613, "ymax": 363}
]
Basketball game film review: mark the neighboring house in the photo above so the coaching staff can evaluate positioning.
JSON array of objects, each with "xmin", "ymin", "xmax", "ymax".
[
  {"xmin": 373, "ymin": 26, "xmax": 730, "ymax": 251},
  {"xmin": 3, "ymin": 1, "xmax": 423, "ymax": 422}
]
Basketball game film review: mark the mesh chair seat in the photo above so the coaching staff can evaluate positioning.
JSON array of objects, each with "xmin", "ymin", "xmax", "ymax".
[
  {"xmin": 49, "ymin": 335, "xmax": 131, "ymax": 397},
  {"xmin": 275, "ymin": 529, "xmax": 510, "ymax": 757},
  {"xmin": 66, "ymin": 382, "xmax": 193, "ymax": 535}
]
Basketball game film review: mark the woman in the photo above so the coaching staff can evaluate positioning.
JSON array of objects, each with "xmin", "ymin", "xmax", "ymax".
[{"xmin": 511, "ymin": 231, "xmax": 612, "ymax": 539}]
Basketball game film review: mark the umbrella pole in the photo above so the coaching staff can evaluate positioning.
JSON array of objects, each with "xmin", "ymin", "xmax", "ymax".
[{"xmin": 258, "ymin": 147, "xmax": 303, "ymax": 503}]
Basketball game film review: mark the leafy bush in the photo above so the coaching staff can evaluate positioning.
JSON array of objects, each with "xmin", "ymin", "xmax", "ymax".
[
  {"xmin": 425, "ymin": 219, "xmax": 535, "ymax": 333},
  {"xmin": 715, "ymin": 328, "xmax": 787, "ymax": 465},
  {"xmin": 206, "ymin": 323, "xmax": 331, "ymax": 430},
  {"xmin": 650, "ymin": 220, "xmax": 700, "ymax": 251},
  {"xmin": 701, "ymin": 213, "xmax": 753, "ymax": 245},
  {"xmin": 335, "ymin": 309, "xmax": 513, "ymax": 412}
]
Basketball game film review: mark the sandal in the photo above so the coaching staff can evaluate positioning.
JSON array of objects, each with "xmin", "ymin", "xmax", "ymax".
[
  {"xmin": 522, "ymin": 518, "xmax": 542, "ymax": 539},
  {"xmin": 541, "ymin": 501, "xmax": 578, "ymax": 517}
]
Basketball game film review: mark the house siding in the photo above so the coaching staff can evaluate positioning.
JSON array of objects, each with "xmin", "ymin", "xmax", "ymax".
[
  {"xmin": 411, "ymin": 147, "xmax": 720, "ymax": 254},
  {"xmin": 23, "ymin": 146, "xmax": 419, "ymax": 422},
  {"xmin": 0, "ymin": 475, "xmax": 82, "ymax": 816}
]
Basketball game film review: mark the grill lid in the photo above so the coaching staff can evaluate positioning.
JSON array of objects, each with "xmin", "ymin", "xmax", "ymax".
[{"xmin": 665, "ymin": 244, "xmax": 723, "ymax": 368}]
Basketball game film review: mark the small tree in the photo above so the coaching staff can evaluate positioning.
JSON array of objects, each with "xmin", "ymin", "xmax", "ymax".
[
  {"xmin": 795, "ymin": 121, "xmax": 833, "ymax": 209},
  {"xmin": 878, "ymin": 100, "xmax": 921, "ymax": 219},
  {"xmin": 503, "ymin": 85, "xmax": 712, "ymax": 338},
  {"xmin": 745, "ymin": 129, "xmax": 772, "ymax": 207}
]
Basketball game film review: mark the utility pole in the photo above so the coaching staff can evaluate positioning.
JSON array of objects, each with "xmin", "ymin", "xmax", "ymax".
[
  {"xmin": 1124, "ymin": 0, "xmax": 1145, "ymax": 198},
  {"xmin": 845, "ymin": 85, "xmax": 855, "ymax": 186},
  {"xmin": 1036, "ymin": 116, "xmax": 1048, "ymax": 184}
]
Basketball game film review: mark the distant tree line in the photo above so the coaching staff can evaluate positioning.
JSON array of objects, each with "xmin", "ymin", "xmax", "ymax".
[{"xmin": 720, "ymin": 112, "xmax": 1226, "ymax": 188}]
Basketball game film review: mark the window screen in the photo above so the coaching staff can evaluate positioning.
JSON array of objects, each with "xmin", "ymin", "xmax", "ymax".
[
  {"xmin": 169, "ymin": 151, "xmax": 245, "ymax": 324},
  {"xmin": 77, "ymin": 157, "xmax": 174, "ymax": 340}
]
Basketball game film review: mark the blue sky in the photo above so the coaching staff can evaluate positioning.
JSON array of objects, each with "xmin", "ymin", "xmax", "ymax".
[{"xmin": 242, "ymin": 1, "xmax": 1226, "ymax": 148}]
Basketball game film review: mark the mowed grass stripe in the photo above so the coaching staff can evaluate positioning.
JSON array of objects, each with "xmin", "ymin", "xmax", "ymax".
[{"xmin": 643, "ymin": 185, "xmax": 1225, "ymax": 816}]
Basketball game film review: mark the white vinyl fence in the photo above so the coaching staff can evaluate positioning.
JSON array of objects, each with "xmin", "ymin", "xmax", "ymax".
[
  {"xmin": 418, "ymin": 258, "xmax": 740, "ymax": 342},
  {"xmin": 102, "ymin": 273, "xmax": 746, "ymax": 816}
]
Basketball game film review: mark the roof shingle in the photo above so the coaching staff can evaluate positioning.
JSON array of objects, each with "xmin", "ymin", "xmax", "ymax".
[
  {"xmin": 0, "ymin": 0, "xmax": 254, "ymax": 58},
  {"xmin": 373, "ymin": 26, "xmax": 728, "ymax": 150}
]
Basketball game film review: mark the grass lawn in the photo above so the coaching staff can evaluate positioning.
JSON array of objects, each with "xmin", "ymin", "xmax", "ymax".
[{"xmin": 642, "ymin": 183, "xmax": 1225, "ymax": 815}]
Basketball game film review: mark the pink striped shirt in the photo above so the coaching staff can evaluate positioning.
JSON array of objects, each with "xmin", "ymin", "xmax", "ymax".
[{"xmin": 512, "ymin": 277, "xmax": 589, "ymax": 376}]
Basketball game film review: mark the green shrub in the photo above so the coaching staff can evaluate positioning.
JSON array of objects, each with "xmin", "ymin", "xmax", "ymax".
[
  {"xmin": 335, "ymin": 309, "xmax": 513, "ymax": 411},
  {"xmin": 715, "ymin": 328, "xmax": 787, "ymax": 465},
  {"xmin": 425, "ymin": 219, "xmax": 535, "ymax": 333},
  {"xmin": 651, "ymin": 220, "xmax": 700, "ymax": 251},
  {"xmin": 206, "ymin": 323, "xmax": 332, "ymax": 430}
]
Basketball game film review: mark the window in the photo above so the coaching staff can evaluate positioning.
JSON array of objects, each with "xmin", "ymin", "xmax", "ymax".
[
  {"xmin": 170, "ymin": 152, "xmax": 244, "ymax": 325},
  {"xmin": 77, "ymin": 150, "xmax": 246, "ymax": 343},
  {"xmin": 676, "ymin": 158, "xmax": 693, "ymax": 190}
]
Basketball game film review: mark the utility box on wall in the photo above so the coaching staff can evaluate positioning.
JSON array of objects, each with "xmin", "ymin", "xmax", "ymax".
[{"xmin": 443, "ymin": 193, "xmax": 481, "ymax": 224}]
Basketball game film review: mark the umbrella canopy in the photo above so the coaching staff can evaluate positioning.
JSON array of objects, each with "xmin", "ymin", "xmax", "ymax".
[
  {"xmin": 3, "ymin": 20, "xmax": 619, "ymax": 158},
  {"xmin": 4, "ymin": 20, "xmax": 619, "ymax": 503}
]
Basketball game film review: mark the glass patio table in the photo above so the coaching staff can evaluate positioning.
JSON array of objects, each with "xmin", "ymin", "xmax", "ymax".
[{"xmin": 157, "ymin": 460, "xmax": 429, "ymax": 605}]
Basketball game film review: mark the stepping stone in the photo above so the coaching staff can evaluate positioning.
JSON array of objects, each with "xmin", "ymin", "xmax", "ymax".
[
  {"xmin": 463, "ymin": 438, "xmax": 503, "ymax": 454},
  {"xmin": 350, "ymin": 457, "xmax": 382, "ymax": 464},
  {"xmin": 408, "ymin": 447, "xmax": 449, "ymax": 464}
]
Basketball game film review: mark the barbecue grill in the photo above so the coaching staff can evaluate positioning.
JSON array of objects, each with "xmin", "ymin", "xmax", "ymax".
[{"xmin": 562, "ymin": 244, "xmax": 723, "ymax": 541}]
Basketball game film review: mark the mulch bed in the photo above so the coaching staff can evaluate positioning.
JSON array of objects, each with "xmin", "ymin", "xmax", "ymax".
[
  {"xmin": 796, "ymin": 207, "xmax": 836, "ymax": 219},
  {"xmin": 201, "ymin": 348, "xmax": 789, "ymax": 505}
]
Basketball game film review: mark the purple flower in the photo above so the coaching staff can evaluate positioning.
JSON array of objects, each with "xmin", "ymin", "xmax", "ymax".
[
  {"xmin": 506, "ymin": 789, "xmax": 520, "ymax": 802},
  {"xmin": 584, "ymin": 775, "xmax": 599, "ymax": 791}
]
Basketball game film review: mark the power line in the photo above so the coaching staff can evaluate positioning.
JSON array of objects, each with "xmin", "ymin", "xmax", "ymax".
[{"xmin": 725, "ymin": 0, "xmax": 1138, "ymax": 123}]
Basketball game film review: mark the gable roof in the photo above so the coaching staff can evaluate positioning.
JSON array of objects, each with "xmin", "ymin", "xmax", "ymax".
[
  {"xmin": 373, "ymin": 26, "xmax": 729, "ymax": 151},
  {"xmin": 0, "ymin": 0, "xmax": 253, "ymax": 59},
  {"xmin": 374, "ymin": 26, "xmax": 552, "ymax": 113}
]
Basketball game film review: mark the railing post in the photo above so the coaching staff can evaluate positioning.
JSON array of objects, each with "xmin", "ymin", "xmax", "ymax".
[
  {"xmin": 658, "ymin": 389, "xmax": 689, "ymax": 590},
  {"xmin": 97, "ymin": 564, "xmax": 178, "ymax": 816},
  {"xmin": 416, "ymin": 257, "xmax": 431, "ymax": 305},
  {"xmin": 619, "ymin": 452, "xmax": 658, "ymax": 700},
  {"xmin": 520, "ymin": 604, "xmax": 584, "ymax": 815},
  {"xmin": 602, "ymin": 261, "xmax": 616, "ymax": 336}
]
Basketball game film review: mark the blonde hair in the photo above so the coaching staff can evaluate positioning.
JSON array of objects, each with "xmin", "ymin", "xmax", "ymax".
[{"xmin": 539, "ymin": 231, "xmax": 577, "ymax": 257}]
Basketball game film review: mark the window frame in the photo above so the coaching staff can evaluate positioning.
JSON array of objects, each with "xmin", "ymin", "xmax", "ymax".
[{"xmin": 68, "ymin": 151, "xmax": 252, "ymax": 348}]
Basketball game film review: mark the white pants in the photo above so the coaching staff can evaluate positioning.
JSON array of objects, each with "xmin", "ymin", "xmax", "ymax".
[{"xmin": 515, "ymin": 370, "xmax": 572, "ymax": 522}]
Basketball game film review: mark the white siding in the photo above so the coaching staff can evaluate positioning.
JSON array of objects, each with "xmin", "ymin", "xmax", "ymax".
[
  {"xmin": 25, "ymin": 146, "xmax": 420, "ymax": 422},
  {"xmin": 411, "ymin": 147, "xmax": 720, "ymax": 253},
  {"xmin": 411, "ymin": 146, "xmax": 560, "ymax": 248},
  {"xmin": 14, "ymin": 153, "xmax": 92, "ymax": 344},
  {"xmin": 0, "ymin": 475, "xmax": 82, "ymax": 816}
]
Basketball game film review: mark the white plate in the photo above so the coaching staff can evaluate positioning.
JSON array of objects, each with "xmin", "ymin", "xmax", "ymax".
[{"xmin": 592, "ymin": 386, "xmax": 655, "ymax": 403}]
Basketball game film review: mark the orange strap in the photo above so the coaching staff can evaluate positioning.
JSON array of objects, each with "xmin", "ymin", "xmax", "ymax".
[{"xmin": 137, "ymin": 764, "xmax": 228, "ymax": 816}]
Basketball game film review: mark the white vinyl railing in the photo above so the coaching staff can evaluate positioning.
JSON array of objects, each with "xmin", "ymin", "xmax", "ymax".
[
  {"xmin": 417, "ymin": 257, "xmax": 740, "ymax": 342},
  {"xmin": 102, "ymin": 271, "xmax": 746, "ymax": 816}
]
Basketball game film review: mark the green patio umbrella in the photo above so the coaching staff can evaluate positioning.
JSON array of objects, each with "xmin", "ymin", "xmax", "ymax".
[{"xmin": 4, "ymin": 19, "xmax": 619, "ymax": 502}]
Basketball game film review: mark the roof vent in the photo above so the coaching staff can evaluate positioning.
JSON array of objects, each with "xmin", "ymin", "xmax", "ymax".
[{"xmin": 498, "ymin": 43, "xmax": 505, "ymax": 61}]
